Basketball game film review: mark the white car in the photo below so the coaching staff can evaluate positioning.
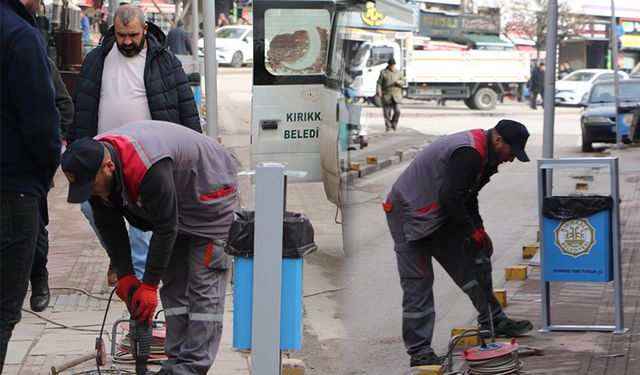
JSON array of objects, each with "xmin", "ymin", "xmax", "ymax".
[
  {"xmin": 198, "ymin": 25, "xmax": 253, "ymax": 67},
  {"xmin": 555, "ymin": 69, "xmax": 629, "ymax": 106}
]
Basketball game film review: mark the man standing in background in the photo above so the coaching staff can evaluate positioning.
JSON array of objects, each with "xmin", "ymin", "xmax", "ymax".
[
  {"xmin": 377, "ymin": 58, "xmax": 404, "ymax": 132},
  {"xmin": 1, "ymin": 0, "xmax": 61, "ymax": 369},
  {"xmin": 166, "ymin": 19, "xmax": 193, "ymax": 56},
  {"xmin": 530, "ymin": 62, "xmax": 545, "ymax": 110}
]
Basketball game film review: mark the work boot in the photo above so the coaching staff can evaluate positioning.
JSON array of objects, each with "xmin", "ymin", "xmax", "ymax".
[
  {"xmin": 107, "ymin": 263, "xmax": 117, "ymax": 286},
  {"xmin": 480, "ymin": 317, "xmax": 533, "ymax": 338},
  {"xmin": 30, "ymin": 271, "xmax": 50, "ymax": 312},
  {"xmin": 410, "ymin": 352, "xmax": 442, "ymax": 367}
]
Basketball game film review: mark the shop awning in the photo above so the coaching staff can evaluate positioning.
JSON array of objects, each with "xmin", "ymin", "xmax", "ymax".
[
  {"xmin": 418, "ymin": 40, "xmax": 469, "ymax": 51},
  {"xmin": 138, "ymin": 0, "xmax": 175, "ymax": 14},
  {"xmin": 621, "ymin": 34, "xmax": 640, "ymax": 50},
  {"xmin": 462, "ymin": 33, "xmax": 514, "ymax": 50}
]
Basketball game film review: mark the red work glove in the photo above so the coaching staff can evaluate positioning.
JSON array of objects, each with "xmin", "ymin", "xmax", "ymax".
[
  {"xmin": 115, "ymin": 274, "xmax": 140, "ymax": 307},
  {"xmin": 130, "ymin": 282, "xmax": 159, "ymax": 323},
  {"xmin": 471, "ymin": 227, "xmax": 493, "ymax": 256}
]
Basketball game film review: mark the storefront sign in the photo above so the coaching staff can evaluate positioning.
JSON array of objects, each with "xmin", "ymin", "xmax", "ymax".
[
  {"xmin": 460, "ymin": 14, "xmax": 500, "ymax": 35},
  {"xmin": 419, "ymin": 11, "xmax": 460, "ymax": 38}
]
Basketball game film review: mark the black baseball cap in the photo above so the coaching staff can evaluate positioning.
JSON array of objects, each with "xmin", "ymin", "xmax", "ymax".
[
  {"xmin": 61, "ymin": 138, "xmax": 104, "ymax": 203},
  {"xmin": 495, "ymin": 119, "xmax": 530, "ymax": 162}
]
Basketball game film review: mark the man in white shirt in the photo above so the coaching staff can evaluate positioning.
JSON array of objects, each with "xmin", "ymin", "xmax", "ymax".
[{"xmin": 68, "ymin": 4, "xmax": 201, "ymax": 285}]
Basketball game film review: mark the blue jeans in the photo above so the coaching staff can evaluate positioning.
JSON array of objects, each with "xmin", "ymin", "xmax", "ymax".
[
  {"xmin": 1, "ymin": 192, "xmax": 39, "ymax": 371},
  {"xmin": 80, "ymin": 202, "xmax": 150, "ymax": 279}
]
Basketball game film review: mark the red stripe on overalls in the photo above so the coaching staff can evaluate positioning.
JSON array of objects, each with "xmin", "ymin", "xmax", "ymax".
[
  {"xmin": 203, "ymin": 240, "xmax": 214, "ymax": 266},
  {"xmin": 98, "ymin": 134, "xmax": 152, "ymax": 202},
  {"xmin": 467, "ymin": 129, "xmax": 488, "ymax": 178},
  {"xmin": 415, "ymin": 201, "xmax": 439, "ymax": 214},
  {"xmin": 200, "ymin": 186, "xmax": 234, "ymax": 201}
]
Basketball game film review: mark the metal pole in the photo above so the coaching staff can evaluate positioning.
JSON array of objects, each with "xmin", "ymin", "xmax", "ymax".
[
  {"xmin": 611, "ymin": 0, "xmax": 622, "ymax": 149},
  {"xmin": 251, "ymin": 163, "xmax": 285, "ymax": 375},
  {"xmin": 109, "ymin": 0, "xmax": 118, "ymax": 25},
  {"xmin": 538, "ymin": 162, "xmax": 551, "ymax": 332},
  {"xmin": 542, "ymin": 0, "xmax": 558, "ymax": 160},
  {"xmin": 202, "ymin": 0, "xmax": 219, "ymax": 139},
  {"xmin": 191, "ymin": 0, "xmax": 199, "ymax": 60},
  {"xmin": 610, "ymin": 158, "xmax": 626, "ymax": 333}
]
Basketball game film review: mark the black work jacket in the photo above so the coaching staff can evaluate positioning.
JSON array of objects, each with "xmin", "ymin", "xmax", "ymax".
[{"xmin": 68, "ymin": 22, "xmax": 200, "ymax": 142}]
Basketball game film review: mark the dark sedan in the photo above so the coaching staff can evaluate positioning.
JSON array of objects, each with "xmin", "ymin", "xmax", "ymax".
[{"xmin": 580, "ymin": 79, "xmax": 640, "ymax": 152}]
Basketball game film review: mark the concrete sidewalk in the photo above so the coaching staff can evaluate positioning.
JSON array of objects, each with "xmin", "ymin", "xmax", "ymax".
[{"xmin": 4, "ymin": 172, "xmax": 251, "ymax": 374}]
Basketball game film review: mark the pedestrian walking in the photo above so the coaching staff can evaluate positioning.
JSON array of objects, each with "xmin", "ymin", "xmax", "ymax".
[
  {"xmin": 530, "ymin": 62, "xmax": 545, "ymax": 109},
  {"xmin": 61, "ymin": 121, "xmax": 238, "ymax": 374},
  {"xmin": 377, "ymin": 58, "xmax": 403, "ymax": 132},
  {"xmin": 383, "ymin": 120, "xmax": 534, "ymax": 367},
  {"xmin": 68, "ymin": 4, "xmax": 200, "ymax": 285},
  {"xmin": 166, "ymin": 19, "xmax": 192, "ymax": 56},
  {"xmin": 0, "ymin": 0, "xmax": 61, "ymax": 369}
]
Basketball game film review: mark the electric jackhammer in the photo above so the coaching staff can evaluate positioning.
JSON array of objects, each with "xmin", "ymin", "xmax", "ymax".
[
  {"xmin": 128, "ymin": 287, "xmax": 152, "ymax": 375},
  {"xmin": 474, "ymin": 249, "xmax": 495, "ymax": 341}
]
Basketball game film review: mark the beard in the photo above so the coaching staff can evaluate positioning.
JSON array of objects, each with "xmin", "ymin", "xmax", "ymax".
[{"xmin": 117, "ymin": 37, "xmax": 145, "ymax": 57}]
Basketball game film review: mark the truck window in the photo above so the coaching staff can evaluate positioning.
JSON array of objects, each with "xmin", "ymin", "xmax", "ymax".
[
  {"xmin": 264, "ymin": 9, "xmax": 331, "ymax": 76},
  {"xmin": 367, "ymin": 46, "xmax": 394, "ymax": 67}
]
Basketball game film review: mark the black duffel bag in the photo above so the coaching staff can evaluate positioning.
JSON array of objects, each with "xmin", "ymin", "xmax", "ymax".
[{"xmin": 225, "ymin": 210, "xmax": 317, "ymax": 258}]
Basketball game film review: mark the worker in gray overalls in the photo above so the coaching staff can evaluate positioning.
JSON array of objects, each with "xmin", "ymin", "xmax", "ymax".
[{"xmin": 383, "ymin": 119, "xmax": 534, "ymax": 367}]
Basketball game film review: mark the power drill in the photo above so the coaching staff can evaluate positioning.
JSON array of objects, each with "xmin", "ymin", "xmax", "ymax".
[
  {"xmin": 128, "ymin": 288, "xmax": 152, "ymax": 375},
  {"xmin": 474, "ymin": 249, "xmax": 495, "ymax": 341}
]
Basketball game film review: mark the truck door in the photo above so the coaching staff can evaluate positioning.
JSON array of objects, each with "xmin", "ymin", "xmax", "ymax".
[{"xmin": 251, "ymin": 0, "xmax": 334, "ymax": 182}]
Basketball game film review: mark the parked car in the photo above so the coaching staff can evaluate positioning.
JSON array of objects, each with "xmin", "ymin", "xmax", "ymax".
[
  {"xmin": 198, "ymin": 25, "xmax": 253, "ymax": 67},
  {"xmin": 580, "ymin": 79, "xmax": 640, "ymax": 152},
  {"xmin": 556, "ymin": 69, "xmax": 629, "ymax": 106}
]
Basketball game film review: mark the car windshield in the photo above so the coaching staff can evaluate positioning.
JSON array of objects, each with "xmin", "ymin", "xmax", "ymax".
[
  {"xmin": 589, "ymin": 82, "xmax": 640, "ymax": 103},
  {"xmin": 562, "ymin": 71, "xmax": 597, "ymax": 82},
  {"xmin": 216, "ymin": 28, "xmax": 246, "ymax": 39},
  {"xmin": 351, "ymin": 45, "xmax": 370, "ymax": 67}
]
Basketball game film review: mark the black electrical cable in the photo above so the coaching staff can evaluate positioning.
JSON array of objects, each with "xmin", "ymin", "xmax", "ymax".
[{"xmin": 96, "ymin": 287, "xmax": 117, "ymax": 375}]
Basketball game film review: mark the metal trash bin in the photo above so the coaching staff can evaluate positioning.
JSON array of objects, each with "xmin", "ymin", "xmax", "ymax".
[
  {"xmin": 542, "ymin": 196, "xmax": 613, "ymax": 282},
  {"xmin": 225, "ymin": 210, "xmax": 317, "ymax": 350}
]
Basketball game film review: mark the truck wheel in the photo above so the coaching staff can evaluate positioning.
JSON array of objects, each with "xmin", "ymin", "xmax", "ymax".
[
  {"xmin": 581, "ymin": 135, "xmax": 593, "ymax": 152},
  {"xmin": 464, "ymin": 98, "xmax": 477, "ymax": 110},
  {"xmin": 473, "ymin": 88, "xmax": 497, "ymax": 110}
]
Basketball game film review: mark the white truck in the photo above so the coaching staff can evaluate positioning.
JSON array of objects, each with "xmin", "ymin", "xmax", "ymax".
[{"xmin": 349, "ymin": 38, "xmax": 531, "ymax": 110}]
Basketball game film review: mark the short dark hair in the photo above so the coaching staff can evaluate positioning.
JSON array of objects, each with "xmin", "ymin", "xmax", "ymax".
[{"xmin": 176, "ymin": 19, "xmax": 184, "ymax": 27}]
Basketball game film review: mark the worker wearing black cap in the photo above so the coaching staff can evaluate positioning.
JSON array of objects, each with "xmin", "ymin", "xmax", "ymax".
[
  {"xmin": 376, "ymin": 57, "xmax": 404, "ymax": 132},
  {"xmin": 60, "ymin": 121, "xmax": 238, "ymax": 374},
  {"xmin": 383, "ymin": 119, "xmax": 533, "ymax": 368}
]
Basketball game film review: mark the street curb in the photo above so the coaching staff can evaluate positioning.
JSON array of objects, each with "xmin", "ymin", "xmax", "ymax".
[
  {"xmin": 347, "ymin": 142, "xmax": 430, "ymax": 182},
  {"xmin": 364, "ymin": 111, "xmax": 509, "ymax": 118}
]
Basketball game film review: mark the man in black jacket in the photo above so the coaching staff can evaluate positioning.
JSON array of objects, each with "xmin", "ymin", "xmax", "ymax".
[
  {"xmin": 0, "ymin": 0, "xmax": 61, "ymax": 369},
  {"xmin": 166, "ymin": 19, "xmax": 192, "ymax": 56},
  {"xmin": 530, "ymin": 62, "xmax": 545, "ymax": 109},
  {"xmin": 68, "ymin": 4, "xmax": 201, "ymax": 285}
]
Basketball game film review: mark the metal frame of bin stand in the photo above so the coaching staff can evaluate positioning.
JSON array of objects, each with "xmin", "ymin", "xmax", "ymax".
[
  {"xmin": 249, "ymin": 163, "xmax": 306, "ymax": 375},
  {"xmin": 538, "ymin": 157, "xmax": 626, "ymax": 334}
]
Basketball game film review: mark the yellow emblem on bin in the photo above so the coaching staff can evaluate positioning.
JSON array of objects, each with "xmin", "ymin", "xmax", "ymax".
[{"xmin": 554, "ymin": 218, "xmax": 596, "ymax": 258}]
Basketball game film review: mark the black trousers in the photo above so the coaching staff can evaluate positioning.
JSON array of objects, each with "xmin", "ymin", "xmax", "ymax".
[
  {"xmin": 31, "ymin": 196, "xmax": 49, "ymax": 279},
  {"xmin": 0, "ymin": 192, "xmax": 39, "ymax": 371}
]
